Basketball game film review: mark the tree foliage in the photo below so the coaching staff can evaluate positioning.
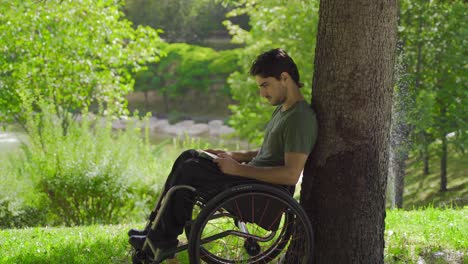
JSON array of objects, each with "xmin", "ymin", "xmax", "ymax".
[
  {"xmin": 399, "ymin": 0, "xmax": 467, "ymax": 183},
  {"xmin": 224, "ymin": 0, "xmax": 319, "ymax": 144},
  {"xmin": 134, "ymin": 43, "xmax": 240, "ymax": 113},
  {"xmin": 400, "ymin": 0, "xmax": 467, "ymax": 150},
  {"xmin": 124, "ymin": 0, "xmax": 249, "ymax": 46},
  {"xmin": 0, "ymin": 0, "xmax": 163, "ymax": 129}
]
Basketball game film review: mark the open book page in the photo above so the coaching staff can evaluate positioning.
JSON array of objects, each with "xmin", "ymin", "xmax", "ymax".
[{"xmin": 197, "ymin": 150, "xmax": 219, "ymax": 161}]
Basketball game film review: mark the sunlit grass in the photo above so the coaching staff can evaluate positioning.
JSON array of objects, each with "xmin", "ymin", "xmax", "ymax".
[
  {"xmin": 385, "ymin": 207, "xmax": 467, "ymax": 263},
  {"xmin": 1, "ymin": 208, "xmax": 466, "ymax": 264},
  {"xmin": 0, "ymin": 225, "xmax": 130, "ymax": 264}
]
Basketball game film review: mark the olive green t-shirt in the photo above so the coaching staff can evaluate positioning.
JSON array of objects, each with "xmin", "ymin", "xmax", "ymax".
[{"xmin": 249, "ymin": 100, "xmax": 317, "ymax": 167}]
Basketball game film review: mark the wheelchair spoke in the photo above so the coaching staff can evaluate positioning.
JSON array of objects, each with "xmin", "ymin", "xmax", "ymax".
[{"xmin": 189, "ymin": 186, "xmax": 313, "ymax": 264}]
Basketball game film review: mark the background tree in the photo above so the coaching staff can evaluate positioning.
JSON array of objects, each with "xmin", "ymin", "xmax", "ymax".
[
  {"xmin": 301, "ymin": 0, "xmax": 398, "ymax": 263},
  {"xmin": 400, "ymin": 0, "xmax": 467, "ymax": 192},
  {"xmin": 424, "ymin": 1, "xmax": 466, "ymax": 191},
  {"xmin": 133, "ymin": 43, "xmax": 239, "ymax": 115},
  {"xmin": 224, "ymin": 0, "xmax": 319, "ymax": 144},
  {"xmin": 124, "ymin": 0, "xmax": 249, "ymax": 48},
  {"xmin": 401, "ymin": 0, "xmax": 434, "ymax": 176},
  {"xmin": 0, "ymin": 0, "xmax": 162, "ymax": 133},
  {"xmin": 388, "ymin": 47, "xmax": 413, "ymax": 208}
]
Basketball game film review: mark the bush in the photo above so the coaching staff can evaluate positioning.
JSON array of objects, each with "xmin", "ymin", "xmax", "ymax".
[
  {"xmin": 5, "ymin": 108, "xmax": 168, "ymax": 226},
  {"xmin": 0, "ymin": 198, "xmax": 47, "ymax": 229},
  {"xmin": 0, "ymin": 103, "xmax": 223, "ymax": 227}
]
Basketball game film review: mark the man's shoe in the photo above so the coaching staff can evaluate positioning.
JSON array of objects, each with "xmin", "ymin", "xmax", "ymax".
[
  {"xmin": 128, "ymin": 228, "xmax": 148, "ymax": 237},
  {"xmin": 129, "ymin": 235, "xmax": 146, "ymax": 250}
]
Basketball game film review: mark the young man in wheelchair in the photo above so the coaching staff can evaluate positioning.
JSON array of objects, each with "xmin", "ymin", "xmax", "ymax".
[{"xmin": 128, "ymin": 48, "xmax": 318, "ymax": 261}]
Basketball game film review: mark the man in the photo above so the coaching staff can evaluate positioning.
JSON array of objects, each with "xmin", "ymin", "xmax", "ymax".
[{"xmin": 128, "ymin": 48, "xmax": 318, "ymax": 260}]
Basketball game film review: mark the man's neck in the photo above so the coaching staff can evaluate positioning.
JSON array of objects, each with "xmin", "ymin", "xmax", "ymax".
[{"xmin": 281, "ymin": 86, "xmax": 305, "ymax": 112}]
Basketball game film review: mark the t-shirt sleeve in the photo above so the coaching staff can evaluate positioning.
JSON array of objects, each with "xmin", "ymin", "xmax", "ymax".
[{"xmin": 283, "ymin": 111, "xmax": 318, "ymax": 154}]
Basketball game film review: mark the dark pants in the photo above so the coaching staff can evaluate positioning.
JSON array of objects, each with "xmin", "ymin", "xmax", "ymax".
[{"xmin": 146, "ymin": 149, "xmax": 261, "ymax": 247}]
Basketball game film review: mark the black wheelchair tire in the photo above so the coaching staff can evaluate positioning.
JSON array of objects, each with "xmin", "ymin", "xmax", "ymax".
[{"xmin": 188, "ymin": 184, "xmax": 313, "ymax": 264}]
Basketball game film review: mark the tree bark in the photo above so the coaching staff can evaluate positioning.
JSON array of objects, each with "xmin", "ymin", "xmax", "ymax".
[
  {"xmin": 439, "ymin": 105, "xmax": 448, "ymax": 192},
  {"xmin": 422, "ymin": 141, "xmax": 430, "ymax": 175},
  {"xmin": 388, "ymin": 133, "xmax": 409, "ymax": 209},
  {"xmin": 301, "ymin": 0, "xmax": 398, "ymax": 263},
  {"xmin": 389, "ymin": 60, "xmax": 411, "ymax": 208},
  {"xmin": 393, "ymin": 145, "xmax": 408, "ymax": 208},
  {"xmin": 440, "ymin": 134, "xmax": 448, "ymax": 192}
]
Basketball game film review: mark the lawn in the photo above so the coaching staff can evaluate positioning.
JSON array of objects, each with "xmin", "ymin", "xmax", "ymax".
[{"xmin": 0, "ymin": 208, "xmax": 466, "ymax": 264}]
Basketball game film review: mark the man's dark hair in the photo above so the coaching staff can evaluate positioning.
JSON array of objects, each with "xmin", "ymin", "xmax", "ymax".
[{"xmin": 249, "ymin": 48, "xmax": 303, "ymax": 88}]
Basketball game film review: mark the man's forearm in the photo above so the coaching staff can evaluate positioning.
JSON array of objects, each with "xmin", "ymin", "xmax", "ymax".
[
  {"xmin": 235, "ymin": 164, "xmax": 299, "ymax": 186},
  {"xmin": 228, "ymin": 150, "xmax": 258, "ymax": 162}
]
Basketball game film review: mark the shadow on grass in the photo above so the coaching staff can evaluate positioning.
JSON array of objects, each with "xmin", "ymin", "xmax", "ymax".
[
  {"xmin": 404, "ymin": 181, "xmax": 468, "ymax": 209},
  {"xmin": 402, "ymin": 146, "xmax": 468, "ymax": 209}
]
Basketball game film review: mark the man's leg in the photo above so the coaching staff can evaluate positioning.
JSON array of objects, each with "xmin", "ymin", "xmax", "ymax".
[
  {"xmin": 131, "ymin": 154, "xmax": 257, "ymax": 251},
  {"xmin": 128, "ymin": 149, "xmax": 199, "ymax": 237}
]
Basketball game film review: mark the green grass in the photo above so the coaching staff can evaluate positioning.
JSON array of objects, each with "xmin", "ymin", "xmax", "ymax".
[
  {"xmin": 0, "ymin": 223, "xmax": 191, "ymax": 264},
  {"xmin": 0, "ymin": 225, "xmax": 131, "ymax": 264},
  {"xmin": 0, "ymin": 208, "xmax": 466, "ymax": 264},
  {"xmin": 385, "ymin": 207, "xmax": 467, "ymax": 263}
]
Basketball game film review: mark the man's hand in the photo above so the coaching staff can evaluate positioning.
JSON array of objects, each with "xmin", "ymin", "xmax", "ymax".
[
  {"xmin": 213, "ymin": 153, "xmax": 241, "ymax": 175},
  {"xmin": 204, "ymin": 149, "xmax": 226, "ymax": 155},
  {"xmin": 205, "ymin": 149, "xmax": 251, "ymax": 163}
]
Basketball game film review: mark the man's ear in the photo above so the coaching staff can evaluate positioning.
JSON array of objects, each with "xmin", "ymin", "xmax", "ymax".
[{"xmin": 280, "ymin": 72, "xmax": 291, "ymax": 82}]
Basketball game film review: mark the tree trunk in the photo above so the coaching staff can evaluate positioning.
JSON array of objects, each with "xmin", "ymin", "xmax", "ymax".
[
  {"xmin": 301, "ymin": 0, "xmax": 398, "ymax": 263},
  {"xmin": 422, "ymin": 143, "xmax": 430, "ymax": 175},
  {"xmin": 393, "ymin": 147, "xmax": 408, "ymax": 208},
  {"xmin": 439, "ymin": 104, "xmax": 448, "ymax": 192},
  {"xmin": 388, "ymin": 140, "xmax": 408, "ymax": 209},
  {"xmin": 440, "ymin": 134, "xmax": 448, "ymax": 192},
  {"xmin": 389, "ymin": 56, "xmax": 411, "ymax": 208},
  {"xmin": 422, "ymin": 150, "xmax": 431, "ymax": 175}
]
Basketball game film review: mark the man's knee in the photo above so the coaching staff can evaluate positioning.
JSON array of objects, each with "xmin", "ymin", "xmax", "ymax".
[
  {"xmin": 178, "ymin": 149, "xmax": 199, "ymax": 161},
  {"xmin": 178, "ymin": 158, "xmax": 201, "ymax": 176}
]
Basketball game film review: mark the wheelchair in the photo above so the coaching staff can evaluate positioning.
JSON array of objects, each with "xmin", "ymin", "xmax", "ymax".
[{"xmin": 130, "ymin": 183, "xmax": 314, "ymax": 263}]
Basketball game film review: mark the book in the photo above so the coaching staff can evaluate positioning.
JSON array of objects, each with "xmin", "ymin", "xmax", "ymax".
[{"xmin": 198, "ymin": 150, "xmax": 219, "ymax": 161}]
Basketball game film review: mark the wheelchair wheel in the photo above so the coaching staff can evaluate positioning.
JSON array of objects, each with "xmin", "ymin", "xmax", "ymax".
[{"xmin": 188, "ymin": 184, "xmax": 313, "ymax": 263}]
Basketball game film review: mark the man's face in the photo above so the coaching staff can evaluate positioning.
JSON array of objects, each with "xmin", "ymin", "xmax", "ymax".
[{"xmin": 255, "ymin": 75, "xmax": 287, "ymax": 106}]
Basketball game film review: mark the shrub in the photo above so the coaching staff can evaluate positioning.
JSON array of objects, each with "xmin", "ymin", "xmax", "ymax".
[
  {"xmin": 0, "ymin": 103, "xmax": 223, "ymax": 227},
  {"xmin": 0, "ymin": 197, "xmax": 47, "ymax": 229},
  {"xmin": 7, "ymin": 107, "xmax": 168, "ymax": 226}
]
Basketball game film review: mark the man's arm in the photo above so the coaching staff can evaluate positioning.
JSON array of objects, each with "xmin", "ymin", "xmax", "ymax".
[
  {"xmin": 205, "ymin": 149, "xmax": 258, "ymax": 163},
  {"xmin": 214, "ymin": 152, "xmax": 308, "ymax": 186},
  {"xmin": 228, "ymin": 150, "xmax": 259, "ymax": 163}
]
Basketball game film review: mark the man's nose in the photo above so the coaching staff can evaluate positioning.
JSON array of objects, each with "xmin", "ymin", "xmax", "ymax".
[{"xmin": 259, "ymin": 88, "xmax": 267, "ymax": 97}]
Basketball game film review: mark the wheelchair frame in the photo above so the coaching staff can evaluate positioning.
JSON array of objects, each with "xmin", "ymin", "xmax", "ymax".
[{"xmin": 131, "ymin": 184, "xmax": 314, "ymax": 264}]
